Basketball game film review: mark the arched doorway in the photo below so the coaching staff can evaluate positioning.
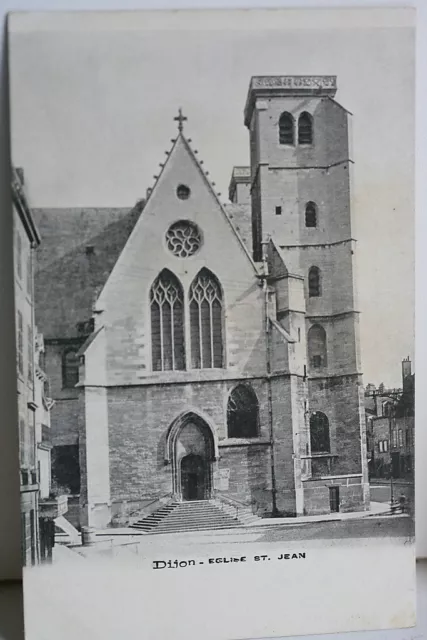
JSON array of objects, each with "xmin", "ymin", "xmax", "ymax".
[
  {"xmin": 166, "ymin": 412, "xmax": 216, "ymax": 501},
  {"xmin": 181, "ymin": 454, "xmax": 207, "ymax": 501}
]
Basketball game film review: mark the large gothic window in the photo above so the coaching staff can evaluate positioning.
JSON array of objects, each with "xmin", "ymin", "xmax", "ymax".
[
  {"xmin": 308, "ymin": 266, "xmax": 321, "ymax": 297},
  {"xmin": 189, "ymin": 268, "xmax": 223, "ymax": 369},
  {"xmin": 150, "ymin": 269, "xmax": 185, "ymax": 371},
  {"xmin": 279, "ymin": 112, "xmax": 294, "ymax": 145},
  {"xmin": 307, "ymin": 324, "xmax": 327, "ymax": 369},
  {"xmin": 227, "ymin": 385, "xmax": 259, "ymax": 438},
  {"xmin": 298, "ymin": 112, "xmax": 313, "ymax": 145},
  {"xmin": 310, "ymin": 412, "xmax": 330, "ymax": 453}
]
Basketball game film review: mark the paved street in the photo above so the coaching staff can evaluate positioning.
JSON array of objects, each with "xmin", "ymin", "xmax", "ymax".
[
  {"xmin": 370, "ymin": 480, "xmax": 415, "ymax": 515},
  {"xmin": 260, "ymin": 514, "xmax": 414, "ymax": 543}
]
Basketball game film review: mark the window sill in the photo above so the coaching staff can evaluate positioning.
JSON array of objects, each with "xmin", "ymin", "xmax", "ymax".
[
  {"xmin": 301, "ymin": 453, "xmax": 338, "ymax": 459},
  {"xmin": 219, "ymin": 437, "xmax": 270, "ymax": 448}
]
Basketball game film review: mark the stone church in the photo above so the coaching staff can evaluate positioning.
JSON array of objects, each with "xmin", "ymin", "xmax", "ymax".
[{"xmin": 34, "ymin": 75, "xmax": 369, "ymax": 530}]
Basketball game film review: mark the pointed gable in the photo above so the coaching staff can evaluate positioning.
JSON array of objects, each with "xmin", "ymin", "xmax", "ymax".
[{"xmin": 92, "ymin": 121, "xmax": 265, "ymax": 385}]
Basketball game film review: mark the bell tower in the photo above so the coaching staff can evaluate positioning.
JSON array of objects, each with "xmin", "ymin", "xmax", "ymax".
[{"xmin": 244, "ymin": 76, "xmax": 369, "ymax": 514}]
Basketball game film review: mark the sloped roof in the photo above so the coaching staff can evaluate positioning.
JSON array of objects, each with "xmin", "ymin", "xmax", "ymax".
[
  {"xmin": 33, "ymin": 205, "xmax": 141, "ymax": 339},
  {"xmin": 267, "ymin": 239, "xmax": 289, "ymax": 279},
  {"xmin": 225, "ymin": 203, "xmax": 252, "ymax": 253}
]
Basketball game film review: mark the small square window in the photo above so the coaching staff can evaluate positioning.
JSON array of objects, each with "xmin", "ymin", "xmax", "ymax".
[
  {"xmin": 177, "ymin": 184, "xmax": 191, "ymax": 200},
  {"xmin": 275, "ymin": 206, "xmax": 282, "ymax": 216}
]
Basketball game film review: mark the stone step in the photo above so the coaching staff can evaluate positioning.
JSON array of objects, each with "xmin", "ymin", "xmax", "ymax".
[
  {"xmin": 129, "ymin": 499, "xmax": 259, "ymax": 534},
  {"xmin": 154, "ymin": 518, "xmax": 237, "ymax": 527},
  {"xmin": 139, "ymin": 523, "xmax": 239, "ymax": 534}
]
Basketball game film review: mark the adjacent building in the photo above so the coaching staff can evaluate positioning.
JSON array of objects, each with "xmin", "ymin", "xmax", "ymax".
[
  {"xmin": 12, "ymin": 167, "xmax": 65, "ymax": 565},
  {"xmin": 365, "ymin": 358, "xmax": 415, "ymax": 480}
]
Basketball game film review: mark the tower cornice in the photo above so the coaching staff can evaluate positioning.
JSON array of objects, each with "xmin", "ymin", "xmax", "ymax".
[{"xmin": 244, "ymin": 75, "xmax": 337, "ymax": 127}]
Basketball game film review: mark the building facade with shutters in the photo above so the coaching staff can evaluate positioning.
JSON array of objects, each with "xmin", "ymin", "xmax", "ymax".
[
  {"xmin": 32, "ymin": 76, "xmax": 369, "ymax": 529},
  {"xmin": 13, "ymin": 167, "xmax": 41, "ymax": 564}
]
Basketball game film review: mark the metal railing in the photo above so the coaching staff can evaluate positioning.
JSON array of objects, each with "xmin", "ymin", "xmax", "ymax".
[{"xmin": 214, "ymin": 492, "xmax": 252, "ymax": 521}]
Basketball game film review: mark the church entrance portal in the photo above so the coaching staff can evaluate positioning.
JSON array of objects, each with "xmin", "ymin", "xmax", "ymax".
[
  {"xmin": 181, "ymin": 454, "xmax": 207, "ymax": 501},
  {"xmin": 167, "ymin": 413, "xmax": 215, "ymax": 501}
]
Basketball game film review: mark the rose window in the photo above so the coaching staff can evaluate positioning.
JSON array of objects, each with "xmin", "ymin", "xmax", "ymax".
[{"xmin": 165, "ymin": 220, "xmax": 202, "ymax": 258}]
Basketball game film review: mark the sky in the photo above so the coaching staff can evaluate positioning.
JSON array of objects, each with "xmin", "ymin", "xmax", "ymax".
[{"xmin": 8, "ymin": 8, "xmax": 415, "ymax": 387}]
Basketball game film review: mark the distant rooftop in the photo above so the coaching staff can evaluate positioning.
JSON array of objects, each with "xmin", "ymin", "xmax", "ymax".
[{"xmin": 244, "ymin": 75, "xmax": 337, "ymax": 126}]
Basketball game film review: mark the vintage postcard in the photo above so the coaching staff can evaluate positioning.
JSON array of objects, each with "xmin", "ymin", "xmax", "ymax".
[{"xmin": 8, "ymin": 7, "xmax": 416, "ymax": 640}]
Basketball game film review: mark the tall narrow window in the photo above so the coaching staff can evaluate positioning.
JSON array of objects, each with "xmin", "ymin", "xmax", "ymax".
[
  {"xmin": 17, "ymin": 311, "xmax": 23, "ymax": 376},
  {"xmin": 189, "ymin": 268, "xmax": 223, "ymax": 369},
  {"xmin": 27, "ymin": 324, "xmax": 33, "ymax": 383},
  {"xmin": 19, "ymin": 417, "xmax": 26, "ymax": 466},
  {"xmin": 150, "ymin": 269, "xmax": 185, "ymax": 371},
  {"xmin": 307, "ymin": 324, "xmax": 327, "ymax": 369},
  {"xmin": 305, "ymin": 202, "xmax": 317, "ymax": 228},
  {"xmin": 227, "ymin": 384, "xmax": 259, "ymax": 438},
  {"xmin": 298, "ymin": 112, "xmax": 313, "ymax": 145},
  {"xmin": 26, "ymin": 254, "xmax": 32, "ymax": 296},
  {"xmin": 62, "ymin": 349, "xmax": 79, "ymax": 389},
  {"xmin": 310, "ymin": 412, "xmax": 330, "ymax": 453},
  {"xmin": 308, "ymin": 266, "xmax": 321, "ymax": 297},
  {"xmin": 279, "ymin": 112, "xmax": 294, "ymax": 145},
  {"xmin": 16, "ymin": 232, "xmax": 22, "ymax": 280}
]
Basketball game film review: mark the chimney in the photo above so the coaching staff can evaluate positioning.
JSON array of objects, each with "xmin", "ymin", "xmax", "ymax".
[{"xmin": 402, "ymin": 356, "xmax": 412, "ymax": 382}]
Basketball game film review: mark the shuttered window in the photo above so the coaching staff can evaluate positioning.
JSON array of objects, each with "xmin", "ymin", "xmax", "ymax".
[
  {"xmin": 298, "ymin": 112, "xmax": 313, "ymax": 145},
  {"xmin": 279, "ymin": 112, "xmax": 294, "ymax": 145},
  {"xmin": 308, "ymin": 266, "xmax": 321, "ymax": 297}
]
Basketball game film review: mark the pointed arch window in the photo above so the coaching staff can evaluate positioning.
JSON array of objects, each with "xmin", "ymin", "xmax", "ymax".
[
  {"xmin": 308, "ymin": 266, "xmax": 321, "ymax": 297},
  {"xmin": 227, "ymin": 384, "xmax": 259, "ymax": 438},
  {"xmin": 310, "ymin": 412, "xmax": 330, "ymax": 453},
  {"xmin": 189, "ymin": 268, "xmax": 223, "ymax": 369},
  {"xmin": 298, "ymin": 112, "xmax": 313, "ymax": 145},
  {"xmin": 305, "ymin": 202, "xmax": 317, "ymax": 228},
  {"xmin": 279, "ymin": 112, "xmax": 294, "ymax": 145},
  {"xmin": 307, "ymin": 324, "xmax": 327, "ymax": 369},
  {"xmin": 150, "ymin": 270, "xmax": 185, "ymax": 371}
]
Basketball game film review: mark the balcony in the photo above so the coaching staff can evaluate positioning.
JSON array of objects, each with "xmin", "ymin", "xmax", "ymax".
[{"xmin": 39, "ymin": 495, "xmax": 68, "ymax": 519}]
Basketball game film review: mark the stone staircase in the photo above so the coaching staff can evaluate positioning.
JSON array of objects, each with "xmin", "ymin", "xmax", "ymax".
[{"xmin": 129, "ymin": 499, "xmax": 257, "ymax": 534}]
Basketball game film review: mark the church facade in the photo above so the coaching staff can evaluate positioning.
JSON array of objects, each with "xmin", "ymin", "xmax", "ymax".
[{"xmin": 73, "ymin": 75, "xmax": 369, "ymax": 528}]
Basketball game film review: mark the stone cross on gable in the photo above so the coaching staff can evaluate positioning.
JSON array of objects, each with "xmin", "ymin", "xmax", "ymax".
[{"xmin": 174, "ymin": 108, "xmax": 187, "ymax": 132}]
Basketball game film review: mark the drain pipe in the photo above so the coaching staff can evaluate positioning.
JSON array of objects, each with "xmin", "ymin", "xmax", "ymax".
[{"xmin": 261, "ymin": 238, "xmax": 279, "ymax": 517}]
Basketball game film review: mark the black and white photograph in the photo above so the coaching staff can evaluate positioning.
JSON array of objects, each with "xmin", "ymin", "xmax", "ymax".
[{"xmin": 8, "ymin": 7, "xmax": 416, "ymax": 640}]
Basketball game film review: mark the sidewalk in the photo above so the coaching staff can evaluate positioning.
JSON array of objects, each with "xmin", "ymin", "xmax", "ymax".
[
  {"xmin": 243, "ymin": 500, "xmax": 394, "ymax": 528},
  {"xmin": 88, "ymin": 501, "xmax": 397, "ymax": 538}
]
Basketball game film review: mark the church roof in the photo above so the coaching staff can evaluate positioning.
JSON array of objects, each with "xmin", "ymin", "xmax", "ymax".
[
  {"xmin": 33, "ymin": 205, "xmax": 141, "ymax": 339},
  {"xmin": 225, "ymin": 203, "xmax": 252, "ymax": 253}
]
